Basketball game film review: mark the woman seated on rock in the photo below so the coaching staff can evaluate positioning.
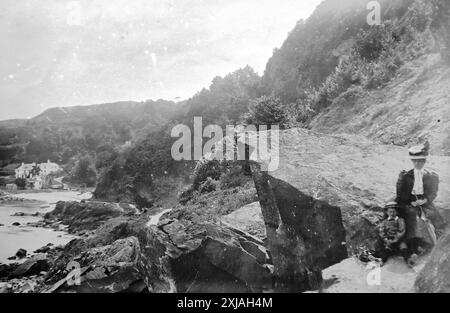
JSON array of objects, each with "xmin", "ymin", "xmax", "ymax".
[{"xmin": 395, "ymin": 141, "xmax": 443, "ymax": 266}]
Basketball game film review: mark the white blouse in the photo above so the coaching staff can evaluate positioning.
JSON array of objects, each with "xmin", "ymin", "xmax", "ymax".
[{"xmin": 412, "ymin": 169, "xmax": 424, "ymax": 195}]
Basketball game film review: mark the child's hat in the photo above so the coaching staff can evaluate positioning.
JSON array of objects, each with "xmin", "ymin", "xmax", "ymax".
[{"xmin": 384, "ymin": 201, "xmax": 399, "ymax": 210}]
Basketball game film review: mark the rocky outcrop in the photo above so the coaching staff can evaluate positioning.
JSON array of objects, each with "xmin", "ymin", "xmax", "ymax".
[
  {"xmin": 8, "ymin": 254, "xmax": 49, "ymax": 279},
  {"xmin": 43, "ymin": 214, "xmax": 273, "ymax": 293},
  {"xmin": 46, "ymin": 237, "xmax": 143, "ymax": 293},
  {"xmin": 415, "ymin": 233, "xmax": 450, "ymax": 293},
  {"xmin": 44, "ymin": 201, "xmax": 135, "ymax": 233}
]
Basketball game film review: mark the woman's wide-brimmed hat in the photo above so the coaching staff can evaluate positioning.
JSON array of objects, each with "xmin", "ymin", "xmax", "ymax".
[{"xmin": 409, "ymin": 141, "xmax": 429, "ymax": 160}]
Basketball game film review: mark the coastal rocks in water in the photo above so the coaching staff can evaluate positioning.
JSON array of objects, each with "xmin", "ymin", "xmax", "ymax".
[
  {"xmin": 415, "ymin": 233, "xmax": 450, "ymax": 293},
  {"xmin": 8, "ymin": 254, "xmax": 49, "ymax": 279},
  {"xmin": 44, "ymin": 200, "xmax": 129, "ymax": 233},
  {"xmin": 251, "ymin": 165, "xmax": 347, "ymax": 292},
  {"xmin": 11, "ymin": 212, "xmax": 43, "ymax": 217},
  {"xmin": 47, "ymin": 236, "xmax": 143, "ymax": 293},
  {"xmin": 34, "ymin": 243, "xmax": 54, "ymax": 254},
  {"xmin": 15, "ymin": 249, "xmax": 27, "ymax": 259}
]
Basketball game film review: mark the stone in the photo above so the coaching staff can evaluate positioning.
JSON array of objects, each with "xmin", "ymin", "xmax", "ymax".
[
  {"xmin": 44, "ymin": 200, "xmax": 126, "ymax": 233},
  {"xmin": 15, "ymin": 249, "xmax": 27, "ymax": 259},
  {"xmin": 9, "ymin": 254, "xmax": 49, "ymax": 279},
  {"xmin": 152, "ymin": 220, "xmax": 273, "ymax": 293},
  {"xmin": 251, "ymin": 165, "xmax": 347, "ymax": 292},
  {"xmin": 221, "ymin": 202, "xmax": 266, "ymax": 240},
  {"xmin": 415, "ymin": 233, "xmax": 450, "ymax": 293},
  {"xmin": 47, "ymin": 237, "xmax": 142, "ymax": 293},
  {"xmin": 0, "ymin": 264, "xmax": 18, "ymax": 279}
]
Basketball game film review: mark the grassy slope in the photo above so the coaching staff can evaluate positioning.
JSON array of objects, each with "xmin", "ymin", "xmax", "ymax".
[{"xmin": 309, "ymin": 53, "xmax": 450, "ymax": 155}]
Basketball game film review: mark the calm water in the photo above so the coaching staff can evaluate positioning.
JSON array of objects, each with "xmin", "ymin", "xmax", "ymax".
[{"xmin": 0, "ymin": 191, "xmax": 91, "ymax": 263}]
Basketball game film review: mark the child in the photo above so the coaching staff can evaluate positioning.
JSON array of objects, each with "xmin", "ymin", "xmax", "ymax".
[{"xmin": 378, "ymin": 202, "xmax": 409, "ymax": 264}]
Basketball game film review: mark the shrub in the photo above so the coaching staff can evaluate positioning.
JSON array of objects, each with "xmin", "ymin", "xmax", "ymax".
[
  {"xmin": 219, "ymin": 165, "xmax": 250, "ymax": 189},
  {"xmin": 198, "ymin": 177, "xmax": 219, "ymax": 194},
  {"xmin": 68, "ymin": 155, "xmax": 97, "ymax": 187},
  {"xmin": 244, "ymin": 96, "xmax": 288, "ymax": 129},
  {"xmin": 191, "ymin": 159, "xmax": 226, "ymax": 191},
  {"xmin": 14, "ymin": 177, "xmax": 27, "ymax": 189}
]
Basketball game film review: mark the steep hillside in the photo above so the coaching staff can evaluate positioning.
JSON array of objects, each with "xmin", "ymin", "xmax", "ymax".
[
  {"xmin": 309, "ymin": 53, "xmax": 450, "ymax": 155},
  {"xmin": 261, "ymin": 0, "xmax": 449, "ymax": 155},
  {"xmin": 262, "ymin": 0, "xmax": 417, "ymax": 102}
]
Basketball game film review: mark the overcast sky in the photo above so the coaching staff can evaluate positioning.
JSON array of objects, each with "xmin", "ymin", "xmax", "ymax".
[{"xmin": 0, "ymin": 0, "xmax": 321, "ymax": 120}]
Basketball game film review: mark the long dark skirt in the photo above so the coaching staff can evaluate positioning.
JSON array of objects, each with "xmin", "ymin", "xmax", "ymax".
[{"xmin": 402, "ymin": 205, "xmax": 437, "ymax": 246}]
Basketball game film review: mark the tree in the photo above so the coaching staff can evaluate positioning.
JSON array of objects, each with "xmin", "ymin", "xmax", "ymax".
[
  {"xmin": 244, "ymin": 96, "xmax": 288, "ymax": 129},
  {"xmin": 70, "ymin": 155, "xmax": 97, "ymax": 187},
  {"xmin": 15, "ymin": 178, "xmax": 27, "ymax": 189}
]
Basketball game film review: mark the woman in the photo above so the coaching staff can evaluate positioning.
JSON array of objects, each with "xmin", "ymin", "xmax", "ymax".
[{"xmin": 395, "ymin": 141, "xmax": 441, "ymax": 265}]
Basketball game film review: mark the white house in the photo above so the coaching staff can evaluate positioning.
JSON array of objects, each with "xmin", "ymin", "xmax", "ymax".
[
  {"xmin": 39, "ymin": 160, "xmax": 61, "ymax": 176},
  {"xmin": 15, "ymin": 162, "xmax": 37, "ymax": 179},
  {"xmin": 15, "ymin": 160, "xmax": 61, "ymax": 179}
]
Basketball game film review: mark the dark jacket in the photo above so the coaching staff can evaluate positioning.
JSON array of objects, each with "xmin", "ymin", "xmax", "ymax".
[
  {"xmin": 395, "ymin": 169, "xmax": 439, "ymax": 206},
  {"xmin": 380, "ymin": 216, "xmax": 406, "ymax": 243}
]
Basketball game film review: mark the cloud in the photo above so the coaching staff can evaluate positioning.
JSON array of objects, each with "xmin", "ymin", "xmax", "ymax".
[{"xmin": 0, "ymin": 0, "xmax": 321, "ymax": 120}]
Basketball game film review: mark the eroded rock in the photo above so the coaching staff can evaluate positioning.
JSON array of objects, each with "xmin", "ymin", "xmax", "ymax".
[
  {"xmin": 47, "ymin": 236, "xmax": 143, "ymax": 293},
  {"xmin": 251, "ymin": 165, "xmax": 347, "ymax": 292},
  {"xmin": 415, "ymin": 233, "xmax": 450, "ymax": 293},
  {"xmin": 44, "ymin": 200, "xmax": 130, "ymax": 233}
]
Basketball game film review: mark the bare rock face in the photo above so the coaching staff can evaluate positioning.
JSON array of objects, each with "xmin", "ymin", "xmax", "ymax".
[
  {"xmin": 415, "ymin": 233, "xmax": 450, "ymax": 293},
  {"xmin": 251, "ymin": 165, "xmax": 347, "ymax": 292}
]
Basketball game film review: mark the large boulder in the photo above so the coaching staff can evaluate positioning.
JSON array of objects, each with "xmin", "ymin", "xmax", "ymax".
[
  {"xmin": 251, "ymin": 165, "xmax": 347, "ymax": 292},
  {"xmin": 415, "ymin": 233, "xmax": 450, "ymax": 293},
  {"xmin": 145, "ymin": 219, "xmax": 273, "ymax": 293}
]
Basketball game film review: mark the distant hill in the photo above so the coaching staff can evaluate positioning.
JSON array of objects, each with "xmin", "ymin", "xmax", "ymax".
[{"xmin": 0, "ymin": 100, "xmax": 184, "ymax": 167}]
